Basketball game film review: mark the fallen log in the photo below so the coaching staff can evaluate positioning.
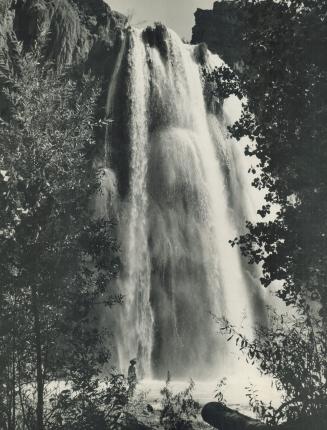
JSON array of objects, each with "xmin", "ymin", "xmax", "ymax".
[
  {"xmin": 201, "ymin": 402, "xmax": 327, "ymax": 430},
  {"xmin": 202, "ymin": 402, "xmax": 269, "ymax": 429}
]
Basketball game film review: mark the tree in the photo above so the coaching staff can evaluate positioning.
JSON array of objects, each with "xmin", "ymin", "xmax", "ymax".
[
  {"xmin": 0, "ymin": 47, "xmax": 120, "ymax": 429},
  {"xmin": 209, "ymin": 0, "xmax": 327, "ymax": 317},
  {"xmin": 214, "ymin": 308, "xmax": 327, "ymax": 426},
  {"xmin": 205, "ymin": 0, "xmax": 327, "ymax": 424}
]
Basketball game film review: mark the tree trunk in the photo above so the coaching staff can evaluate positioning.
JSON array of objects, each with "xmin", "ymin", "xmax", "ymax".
[
  {"xmin": 31, "ymin": 286, "xmax": 44, "ymax": 430},
  {"xmin": 12, "ymin": 346, "xmax": 15, "ymax": 430},
  {"xmin": 18, "ymin": 358, "xmax": 29, "ymax": 430},
  {"xmin": 202, "ymin": 402, "xmax": 269, "ymax": 429},
  {"xmin": 201, "ymin": 402, "xmax": 327, "ymax": 430},
  {"xmin": 6, "ymin": 364, "xmax": 12, "ymax": 430},
  {"xmin": 11, "ymin": 301, "xmax": 17, "ymax": 430}
]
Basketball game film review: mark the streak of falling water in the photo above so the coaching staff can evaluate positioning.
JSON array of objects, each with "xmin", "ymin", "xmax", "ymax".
[
  {"xmin": 117, "ymin": 30, "xmax": 154, "ymax": 378},
  {"xmin": 103, "ymin": 26, "xmax": 267, "ymax": 379},
  {"xmin": 104, "ymin": 33, "xmax": 127, "ymax": 166},
  {"xmin": 94, "ymin": 34, "xmax": 126, "ymax": 222}
]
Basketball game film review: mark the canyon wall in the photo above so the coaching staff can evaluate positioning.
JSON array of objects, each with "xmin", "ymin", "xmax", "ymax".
[
  {"xmin": 0, "ymin": 0, "xmax": 126, "ymax": 71},
  {"xmin": 192, "ymin": 1, "xmax": 246, "ymax": 69}
]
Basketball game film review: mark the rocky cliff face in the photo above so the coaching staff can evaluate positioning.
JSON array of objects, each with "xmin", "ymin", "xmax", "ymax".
[
  {"xmin": 192, "ymin": 1, "xmax": 246, "ymax": 69},
  {"xmin": 0, "ymin": 0, "xmax": 127, "ymax": 128},
  {"xmin": 0, "ymin": 0, "xmax": 127, "ymax": 73}
]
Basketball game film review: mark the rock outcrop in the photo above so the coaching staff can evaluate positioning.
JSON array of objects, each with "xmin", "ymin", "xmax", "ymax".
[
  {"xmin": 0, "ymin": 0, "xmax": 127, "ymax": 73},
  {"xmin": 192, "ymin": 1, "xmax": 247, "ymax": 69},
  {"xmin": 0, "ymin": 0, "xmax": 127, "ymax": 128}
]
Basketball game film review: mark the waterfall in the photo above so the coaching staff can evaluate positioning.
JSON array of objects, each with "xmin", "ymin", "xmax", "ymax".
[{"xmin": 101, "ymin": 25, "xmax": 266, "ymax": 380}]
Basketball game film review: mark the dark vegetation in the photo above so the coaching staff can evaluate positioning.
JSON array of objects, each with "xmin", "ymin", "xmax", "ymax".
[
  {"xmin": 160, "ymin": 375, "xmax": 200, "ymax": 430},
  {"xmin": 228, "ymin": 0, "xmax": 327, "ymax": 316},
  {"xmin": 214, "ymin": 311, "xmax": 327, "ymax": 426},
  {"xmin": 0, "ymin": 45, "xmax": 124, "ymax": 429},
  {"xmin": 206, "ymin": 0, "xmax": 327, "ymax": 426},
  {"xmin": 1, "ymin": 0, "xmax": 327, "ymax": 428},
  {"xmin": 0, "ymin": 35, "xmax": 202, "ymax": 430}
]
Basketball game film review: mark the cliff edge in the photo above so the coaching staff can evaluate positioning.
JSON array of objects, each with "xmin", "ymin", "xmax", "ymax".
[
  {"xmin": 192, "ymin": 1, "xmax": 247, "ymax": 68},
  {"xmin": 0, "ymin": 0, "xmax": 127, "ymax": 72}
]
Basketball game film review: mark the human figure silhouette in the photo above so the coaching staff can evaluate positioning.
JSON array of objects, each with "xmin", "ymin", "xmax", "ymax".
[{"xmin": 127, "ymin": 358, "xmax": 137, "ymax": 397}]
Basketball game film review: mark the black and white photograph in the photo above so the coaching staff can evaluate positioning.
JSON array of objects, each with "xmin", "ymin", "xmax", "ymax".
[{"xmin": 0, "ymin": 0, "xmax": 326, "ymax": 429}]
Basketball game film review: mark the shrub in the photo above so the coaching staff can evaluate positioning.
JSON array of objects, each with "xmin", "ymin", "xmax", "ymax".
[
  {"xmin": 160, "ymin": 373, "xmax": 200, "ymax": 430},
  {"xmin": 48, "ymin": 372, "xmax": 129, "ymax": 430},
  {"xmin": 215, "ymin": 306, "xmax": 327, "ymax": 425}
]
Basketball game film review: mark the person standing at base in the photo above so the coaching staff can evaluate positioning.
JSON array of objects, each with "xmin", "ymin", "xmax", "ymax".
[{"xmin": 128, "ymin": 358, "xmax": 137, "ymax": 398}]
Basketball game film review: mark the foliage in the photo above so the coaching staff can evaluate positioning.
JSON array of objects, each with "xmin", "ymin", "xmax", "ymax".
[
  {"xmin": 160, "ymin": 373, "xmax": 200, "ymax": 430},
  {"xmin": 214, "ymin": 377, "xmax": 227, "ymax": 405},
  {"xmin": 245, "ymin": 384, "xmax": 278, "ymax": 425},
  {"xmin": 48, "ymin": 372, "xmax": 129, "ymax": 430},
  {"xmin": 204, "ymin": 65, "xmax": 244, "ymax": 102},
  {"xmin": 124, "ymin": 388, "xmax": 149, "ymax": 418},
  {"xmin": 207, "ymin": 0, "xmax": 327, "ymax": 318},
  {"xmin": 236, "ymin": 0, "xmax": 327, "ymax": 316},
  {"xmin": 0, "ymin": 46, "xmax": 120, "ymax": 429},
  {"xmin": 214, "ymin": 308, "xmax": 327, "ymax": 425},
  {"xmin": 205, "ymin": 1, "xmax": 327, "ymax": 425}
]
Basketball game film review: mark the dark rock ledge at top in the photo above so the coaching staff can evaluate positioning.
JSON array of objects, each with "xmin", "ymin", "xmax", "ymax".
[
  {"xmin": 1, "ymin": 0, "xmax": 246, "ymax": 82},
  {"xmin": 0, "ymin": 0, "xmax": 127, "ymax": 74},
  {"xmin": 192, "ymin": 0, "xmax": 247, "ymax": 69}
]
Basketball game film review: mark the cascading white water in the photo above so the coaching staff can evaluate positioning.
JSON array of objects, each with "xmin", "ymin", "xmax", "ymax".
[
  {"xmin": 117, "ymin": 32, "xmax": 154, "ymax": 377},
  {"xmin": 101, "ymin": 25, "xmax": 267, "ymax": 380}
]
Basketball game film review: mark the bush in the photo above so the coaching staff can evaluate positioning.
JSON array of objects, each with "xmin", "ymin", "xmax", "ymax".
[
  {"xmin": 215, "ymin": 307, "xmax": 327, "ymax": 425},
  {"xmin": 160, "ymin": 373, "xmax": 200, "ymax": 430},
  {"xmin": 48, "ymin": 372, "xmax": 129, "ymax": 430}
]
